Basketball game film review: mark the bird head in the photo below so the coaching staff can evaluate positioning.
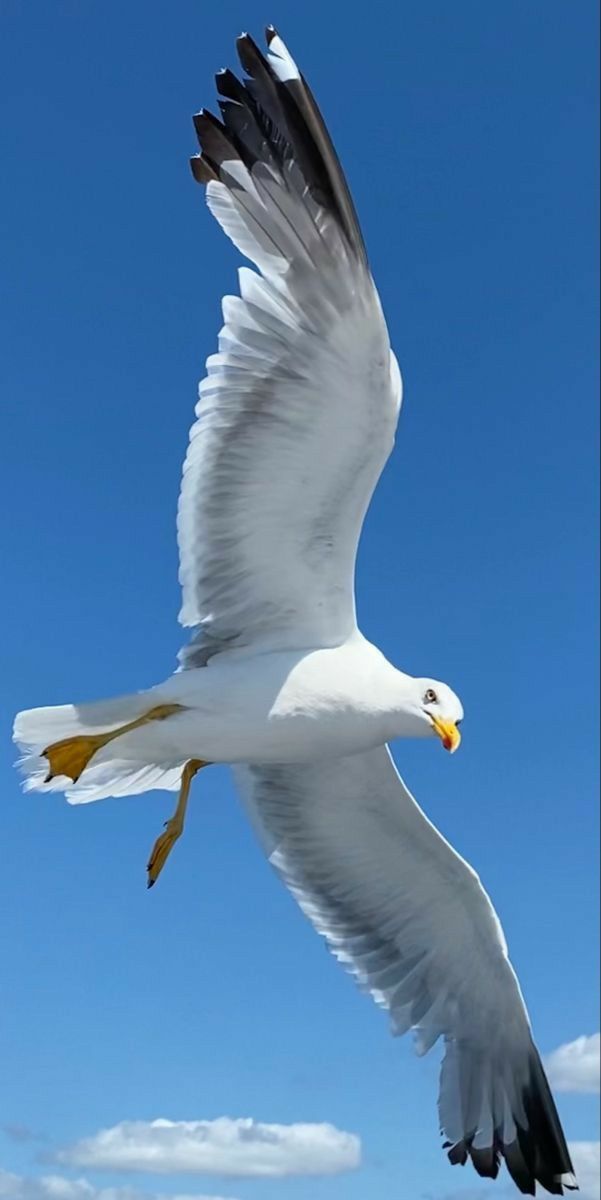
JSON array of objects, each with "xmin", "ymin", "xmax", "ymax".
[{"xmin": 413, "ymin": 678, "xmax": 463, "ymax": 752}]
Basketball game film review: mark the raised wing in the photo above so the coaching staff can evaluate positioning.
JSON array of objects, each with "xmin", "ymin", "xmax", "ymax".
[
  {"xmin": 178, "ymin": 29, "xmax": 401, "ymax": 668},
  {"xmin": 234, "ymin": 747, "xmax": 577, "ymax": 1196}
]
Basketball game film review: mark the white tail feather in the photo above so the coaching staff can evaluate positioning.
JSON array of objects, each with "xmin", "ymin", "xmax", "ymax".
[{"xmin": 13, "ymin": 692, "xmax": 183, "ymax": 804}]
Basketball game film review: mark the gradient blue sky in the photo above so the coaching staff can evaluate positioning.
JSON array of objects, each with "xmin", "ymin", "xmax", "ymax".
[{"xmin": 1, "ymin": 2, "xmax": 599, "ymax": 1198}]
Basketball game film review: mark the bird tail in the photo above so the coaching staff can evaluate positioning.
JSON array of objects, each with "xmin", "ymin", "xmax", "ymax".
[{"xmin": 13, "ymin": 692, "xmax": 183, "ymax": 803}]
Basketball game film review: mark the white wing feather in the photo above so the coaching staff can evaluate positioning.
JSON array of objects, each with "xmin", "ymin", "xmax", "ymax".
[
  {"xmin": 177, "ymin": 36, "xmax": 401, "ymax": 666},
  {"xmin": 178, "ymin": 263, "xmax": 400, "ymax": 662},
  {"xmin": 235, "ymin": 746, "xmax": 577, "ymax": 1194}
]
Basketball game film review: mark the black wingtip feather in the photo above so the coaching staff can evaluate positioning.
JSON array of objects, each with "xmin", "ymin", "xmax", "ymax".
[
  {"xmin": 190, "ymin": 155, "xmax": 216, "ymax": 184},
  {"xmin": 193, "ymin": 108, "xmax": 230, "ymax": 150},
  {"xmin": 471, "ymin": 1144, "xmax": 500, "ymax": 1180},
  {"xmin": 505, "ymin": 1138, "xmax": 537, "ymax": 1195},
  {"xmin": 188, "ymin": 25, "xmax": 368, "ymax": 265},
  {"xmin": 236, "ymin": 31, "xmax": 268, "ymax": 76},
  {"xmin": 446, "ymin": 1045, "xmax": 577, "ymax": 1195},
  {"xmin": 215, "ymin": 68, "xmax": 246, "ymax": 104},
  {"xmin": 448, "ymin": 1141, "xmax": 469, "ymax": 1167}
]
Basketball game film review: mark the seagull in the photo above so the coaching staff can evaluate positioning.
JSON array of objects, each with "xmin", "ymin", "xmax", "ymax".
[{"xmin": 14, "ymin": 27, "xmax": 576, "ymax": 1197}]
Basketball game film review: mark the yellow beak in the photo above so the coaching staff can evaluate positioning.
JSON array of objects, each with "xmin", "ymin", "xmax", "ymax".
[{"xmin": 430, "ymin": 715, "xmax": 462, "ymax": 753}]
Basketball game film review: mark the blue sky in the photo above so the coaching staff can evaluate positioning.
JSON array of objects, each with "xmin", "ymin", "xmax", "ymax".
[{"xmin": 1, "ymin": 1, "xmax": 599, "ymax": 1198}]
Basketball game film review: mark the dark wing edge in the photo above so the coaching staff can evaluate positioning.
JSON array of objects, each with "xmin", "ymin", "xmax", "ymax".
[
  {"xmin": 190, "ymin": 26, "xmax": 368, "ymax": 269},
  {"xmin": 444, "ymin": 1039, "xmax": 577, "ymax": 1194}
]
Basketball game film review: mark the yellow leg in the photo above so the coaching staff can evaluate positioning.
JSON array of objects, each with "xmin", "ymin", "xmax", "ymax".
[
  {"xmin": 146, "ymin": 759, "xmax": 205, "ymax": 889},
  {"xmin": 43, "ymin": 703, "xmax": 184, "ymax": 783}
]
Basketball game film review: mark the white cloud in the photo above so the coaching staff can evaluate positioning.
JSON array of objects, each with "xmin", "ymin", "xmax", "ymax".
[
  {"xmin": 0, "ymin": 1169, "xmax": 236, "ymax": 1200},
  {"xmin": 545, "ymin": 1033, "xmax": 600, "ymax": 1093},
  {"xmin": 570, "ymin": 1142, "xmax": 600, "ymax": 1200},
  {"xmin": 57, "ymin": 1117, "xmax": 360, "ymax": 1178}
]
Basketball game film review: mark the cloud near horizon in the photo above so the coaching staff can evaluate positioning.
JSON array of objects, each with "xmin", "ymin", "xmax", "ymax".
[
  {"xmin": 56, "ymin": 1117, "xmax": 361, "ymax": 1178},
  {"xmin": 544, "ymin": 1033, "xmax": 600, "ymax": 1094},
  {"xmin": 3, "ymin": 1138, "xmax": 598, "ymax": 1199},
  {"xmin": 0, "ymin": 1170, "xmax": 237, "ymax": 1200},
  {"xmin": 569, "ymin": 1142, "xmax": 600, "ymax": 1200}
]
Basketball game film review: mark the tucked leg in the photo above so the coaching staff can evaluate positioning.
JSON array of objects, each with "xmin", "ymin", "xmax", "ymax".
[
  {"xmin": 42, "ymin": 703, "xmax": 184, "ymax": 783},
  {"xmin": 146, "ymin": 758, "xmax": 205, "ymax": 888}
]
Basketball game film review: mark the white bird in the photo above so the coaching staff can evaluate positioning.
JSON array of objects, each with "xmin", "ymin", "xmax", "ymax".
[{"xmin": 14, "ymin": 27, "xmax": 576, "ymax": 1197}]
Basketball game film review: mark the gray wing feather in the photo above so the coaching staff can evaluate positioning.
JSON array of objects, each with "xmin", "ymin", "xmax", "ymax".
[
  {"xmin": 178, "ymin": 30, "xmax": 401, "ymax": 667},
  {"xmin": 234, "ymin": 747, "xmax": 576, "ymax": 1195}
]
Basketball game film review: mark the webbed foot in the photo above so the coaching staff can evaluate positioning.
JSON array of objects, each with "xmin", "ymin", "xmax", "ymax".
[{"xmin": 42, "ymin": 702, "xmax": 184, "ymax": 783}]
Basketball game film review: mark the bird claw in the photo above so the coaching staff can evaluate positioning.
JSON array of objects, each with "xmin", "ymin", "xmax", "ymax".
[{"xmin": 146, "ymin": 821, "xmax": 182, "ymax": 888}]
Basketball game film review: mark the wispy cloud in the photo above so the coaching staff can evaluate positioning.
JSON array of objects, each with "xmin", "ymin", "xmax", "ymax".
[
  {"xmin": 0, "ymin": 1171, "xmax": 236, "ymax": 1200},
  {"xmin": 57, "ymin": 1117, "xmax": 360, "ymax": 1178},
  {"xmin": 570, "ymin": 1142, "xmax": 600, "ymax": 1200},
  {"xmin": 545, "ymin": 1033, "xmax": 600, "ymax": 1094},
  {"xmin": 1, "ymin": 1124, "xmax": 45, "ymax": 1145}
]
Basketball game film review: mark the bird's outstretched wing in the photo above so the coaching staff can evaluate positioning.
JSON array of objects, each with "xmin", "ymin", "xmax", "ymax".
[
  {"xmin": 235, "ymin": 747, "xmax": 577, "ymax": 1197},
  {"xmin": 178, "ymin": 29, "xmax": 401, "ymax": 668}
]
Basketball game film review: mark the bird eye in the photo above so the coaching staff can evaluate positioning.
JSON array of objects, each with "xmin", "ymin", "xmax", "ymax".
[{"xmin": 423, "ymin": 688, "xmax": 438, "ymax": 704}]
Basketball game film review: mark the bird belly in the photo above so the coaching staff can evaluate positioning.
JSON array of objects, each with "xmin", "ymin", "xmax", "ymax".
[
  {"xmin": 144, "ymin": 641, "xmax": 399, "ymax": 766},
  {"xmin": 126, "ymin": 707, "xmax": 384, "ymax": 766}
]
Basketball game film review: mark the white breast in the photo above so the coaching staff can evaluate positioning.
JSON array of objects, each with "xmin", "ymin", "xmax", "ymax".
[{"xmin": 153, "ymin": 637, "xmax": 408, "ymax": 765}]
